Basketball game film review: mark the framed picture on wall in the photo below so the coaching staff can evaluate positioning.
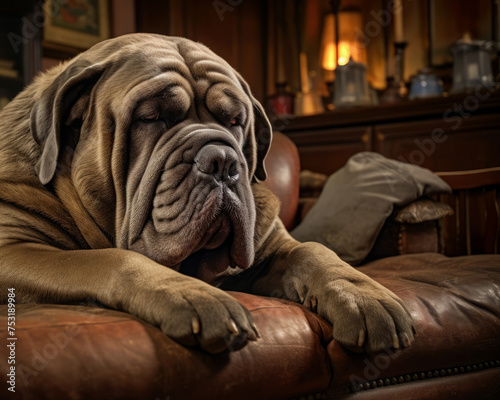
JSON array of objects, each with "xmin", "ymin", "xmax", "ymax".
[
  {"xmin": 43, "ymin": 0, "xmax": 110, "ymax": 50},
  {"xmin": 428, "ymin": 0, "xmax": 493, "ymax": 66}
]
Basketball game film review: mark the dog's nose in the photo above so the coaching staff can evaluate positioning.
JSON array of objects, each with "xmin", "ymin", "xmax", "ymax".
[{"xmin": 195, "ymin": 144, "xmax": 240, "ymax": 182}]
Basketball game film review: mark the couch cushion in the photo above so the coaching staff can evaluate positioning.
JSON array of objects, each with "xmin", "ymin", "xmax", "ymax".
[
  {"xmin": 291, "ymin": 152, "xmax": 451, "ymax": 265},
  {"xmin": 328, "ymin": 253, "xmax": 500, "ymax": 398}
]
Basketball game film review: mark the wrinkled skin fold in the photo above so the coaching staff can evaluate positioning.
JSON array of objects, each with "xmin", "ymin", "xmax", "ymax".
[{"xmin": 0, "ymin": 34, "xmax": 415, "ymax": 353}]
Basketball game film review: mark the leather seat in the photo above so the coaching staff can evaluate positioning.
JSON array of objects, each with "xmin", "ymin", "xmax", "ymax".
[{"xmin": 1, "ymin": 132, "xmax": 499, "ymax": 400}]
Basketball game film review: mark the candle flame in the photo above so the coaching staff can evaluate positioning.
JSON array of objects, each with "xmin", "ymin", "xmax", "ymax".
[
  {"xmin": 338, "ymin": 41, "xmax": 351, "ymax": 66},
  {"xmin": 322, "ymin": 41, "xmax": 357, "ymax": 70}
]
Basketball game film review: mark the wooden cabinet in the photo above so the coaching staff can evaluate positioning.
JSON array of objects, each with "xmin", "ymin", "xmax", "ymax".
[
  {"xmin": 281, "ymin": 92, "xmax": 500, "ymax": 174},
  {"xmin": 282, "ymin": 94, "xmax": 500, "ymax": 257}
]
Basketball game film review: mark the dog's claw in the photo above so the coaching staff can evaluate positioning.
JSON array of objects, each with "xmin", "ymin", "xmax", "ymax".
[
  {"xmin": 252, "ymin": 322, "xmax": 261, "ymax": 339},
  {"xmin": 357, "ymin": 329, "xmax": 366, "ymax": 347},
  {"xmin": 191, "ymin": 317, "xmax": 200, "ymax": 335},
  {"xmin": 247, "ymin": 330, "xmax": 258, "ymax": 341},
  {"xmin": 412, "ymin": 326, "xmax": 419, "ymax": 337},
  {"xmin": 227, "ymin": 319, "xmax": 239, "ymax": 336},
  {"xmin": 402, "ymin": 333, "xmax": 412, "ymax": 347},
  {"xmin": 393, "ymin": 334, "xmax": 400, "ymax": 349},
  {"xmin": 309, "ymin": 296, "xmax": 317, "ymax": 312}
]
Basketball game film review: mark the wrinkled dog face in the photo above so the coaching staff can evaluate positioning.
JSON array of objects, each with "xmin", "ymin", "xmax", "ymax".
[
  {"xmin": 32, "ymin": 35, "xmax": 271, "ymax": 282},
  {"xmin": 125, "ymin": 70, "xmax": 258, "ymax": 275},
  {"xmin": 113, "ymin": 38, "xmax": 269, "ymax": 278}
]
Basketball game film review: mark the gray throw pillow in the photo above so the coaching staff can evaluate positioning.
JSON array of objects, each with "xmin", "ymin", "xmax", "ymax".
[{"xmin": 290, "ymin": 152, "xmax": 451, "ymax": 265}]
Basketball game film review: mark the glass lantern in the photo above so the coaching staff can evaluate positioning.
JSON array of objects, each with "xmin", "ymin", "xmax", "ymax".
[
  {"xmin": 333, "ymin": 57, "xmax": 372, "ymax": 108},
  {"xmin": 450, "ymin": 38, "xmax": 495, "ymax": 94}
]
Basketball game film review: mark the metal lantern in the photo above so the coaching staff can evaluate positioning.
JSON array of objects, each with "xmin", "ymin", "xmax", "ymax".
[
  {"xmin": 450, "ymin": 37, "xmax": 495, "ymax": 94},
  {"xmin": 333, "ymin": 57, "xmax": 371, "ymax": 108}
]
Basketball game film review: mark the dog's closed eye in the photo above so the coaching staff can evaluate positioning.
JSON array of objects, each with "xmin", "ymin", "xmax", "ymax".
[
  {"xmin": 141, "ymin": 112, "xmax": 160, "ymax": 123},
  {"xmin": 228, "ymin": 115, "xmax": 244, "ymax": 129}
]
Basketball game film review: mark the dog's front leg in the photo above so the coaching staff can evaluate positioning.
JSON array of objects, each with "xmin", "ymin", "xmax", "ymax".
[
  {"xmin": 252, "ymin": 218, "xmax": 415, "ymax": 353},
  {"xmin": 0, "ymin": 243, "xmax": 259, "ymax": 353}
]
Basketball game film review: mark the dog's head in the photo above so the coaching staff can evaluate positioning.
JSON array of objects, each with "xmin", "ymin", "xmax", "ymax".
[{"xmin": 30, "ymin": 34, "xmax": 273, "ymax": 281}]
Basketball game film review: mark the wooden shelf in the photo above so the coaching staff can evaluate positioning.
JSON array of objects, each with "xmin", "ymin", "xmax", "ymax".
[
  {"xmin": 283, "ymin": 91, "xmax": 500, "ymax": 133},
  {"xmin": 280, "ymin": 90, "xmax": 500, "ymax": 175}
]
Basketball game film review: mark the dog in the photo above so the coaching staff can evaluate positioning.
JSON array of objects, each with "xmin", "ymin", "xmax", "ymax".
[{"xmin": 0, "ymin": 34, "xmax": 414, "ymax": 354}]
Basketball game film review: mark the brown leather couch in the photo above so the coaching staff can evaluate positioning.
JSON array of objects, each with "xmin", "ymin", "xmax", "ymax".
[{"xmin": 1, "ymin": 133, "xmax": 499, "ymax": 400}]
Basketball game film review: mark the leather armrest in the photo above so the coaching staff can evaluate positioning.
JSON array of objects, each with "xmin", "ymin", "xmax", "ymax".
[
  {"xmin": 366, "ymin": 198, "xmax": 453, "ymax": 262},
  {"xmin": 264, "ymin": 132, "xmax": 300, "ymax": 230},
  {"xmin": 394, "ymin": 198, "xmax": 453, "ymax": 224}
]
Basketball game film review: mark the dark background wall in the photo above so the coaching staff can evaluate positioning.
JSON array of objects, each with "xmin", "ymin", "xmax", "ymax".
[{"xmin": 135, "ymin": 0, "xmax": 268, "ymax": 102}]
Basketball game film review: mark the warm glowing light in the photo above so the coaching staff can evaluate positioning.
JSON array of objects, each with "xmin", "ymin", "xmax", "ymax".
[
  {"xmin": 322, "ymin": 41, "xmax": 356, "ymax": 70},
  {"xmin": 321, "ymin": 13, "xmax": 336, "ymax": 71},
  {"xmin": 337, "ymin": 41, "xmax": 351, "ymax": 66},
  {"xmin": 321, "ymin": 10, "xmax": 367, "ymax": 73},
  {"xmin": 322, "ymin": 43, "xmax": 336, "ymax": 70}
]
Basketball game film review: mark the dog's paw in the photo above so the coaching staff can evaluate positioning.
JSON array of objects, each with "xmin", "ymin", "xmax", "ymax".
[
  {"xmin": 312, "ymin": 276, "xmax": 415, "ymax": 353},
  {"xmin": 143, "ymin": 278, "xmax": 259, "ymax": 353},
  {"xmin": 280, "ymin": 243, "xmax": 415, "ymax": 353}
]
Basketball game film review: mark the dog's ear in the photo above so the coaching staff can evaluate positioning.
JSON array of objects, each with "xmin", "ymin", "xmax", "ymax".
[
  {"xmin": 251, "ymin": 98, "xmax": 273, "ymax": 182},
  {"xmin": 237, "ymin": 76, "xmax": 273, "ymax": 182},
  {"xmin": 30, "ymin": 60, "xmax": 105, "ymax": 185}
]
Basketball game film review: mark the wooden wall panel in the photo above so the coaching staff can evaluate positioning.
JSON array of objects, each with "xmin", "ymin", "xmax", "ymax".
[
  {"xmin": 437, "ymin": 186, "xmax": 500, "ymax": 256},
  {"xmin": 136, "ymin": 0, "xmax": 267, "ymax": 102},
  {"xmin": 288, "ymin": 126, "xmax": 372, "ymax": 175}
]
